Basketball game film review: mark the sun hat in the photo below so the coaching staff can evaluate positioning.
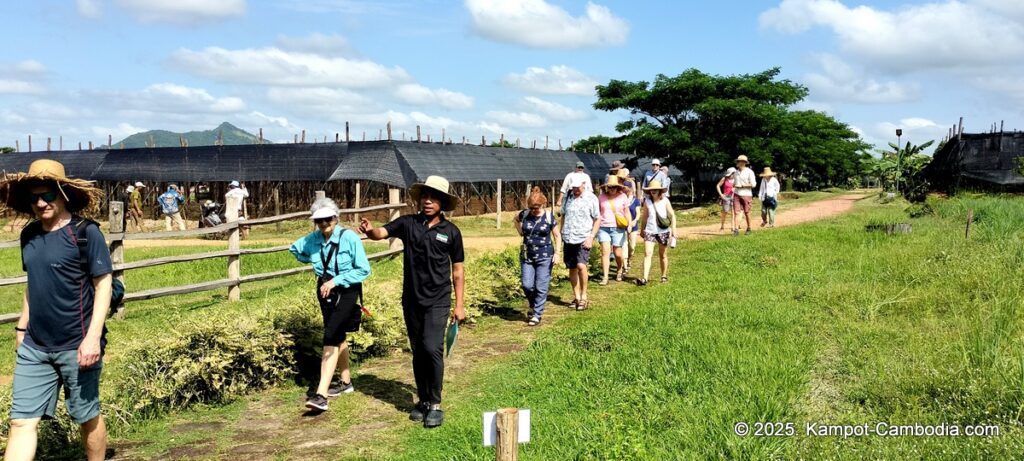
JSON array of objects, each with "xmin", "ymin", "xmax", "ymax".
[
  {"xmin": 134, "ymin": 181, "xmax": 145, "ymax": 188},
  {"xmin": 309, "ymin": 197, "xmax": 340, "ymax": 220},
  {"xmin": 611, "ymin": 160, "xmax": 625, "ymax": 169},
  {"xmin": 575, "ymin": 161, "xmax": 585, "ymax": 168},
  {"xmin": 735, "ymin": 155, "xmax": 749, "ymax": 164},
  {"xmin": 642, "ymin": 179, "xmax": 668, "ymax": 192},
  {"xmin": 0, "ymin": 159, "xmax": 102, "ymax": 215},
  {"xmin": 724, "ymin": 167, "xmax": 737, "ymax": 177},
  {"xmin": 759, "ymin": 167, "xmax": 776, "ymax": 177},
  {"xmin": 615, "ymin": 168, "xmax": 629, "ymax": 179},
  {"xmin": 651, "ymin": 159, "xmax": 662, "ymax": 165},
  {"xmin": 229, "ymin": 180, "xmax": 240, "ymax": 188},
  {"xmin": 409, "ymin": 175, "xmax": 461, "ymax": 212},
  {"xmin": 126, "ymin": 185, "xmax": 135, "ymax": 193},
  {"xmin": 602, "ymin": 175, "xmax": 626, "ymax": 191}
]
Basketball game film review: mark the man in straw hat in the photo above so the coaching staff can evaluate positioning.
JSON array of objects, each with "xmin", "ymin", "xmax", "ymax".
[
  {"xmin": 732, "ymin": 155, "xmax": 758, "ymax": 236},
  {"xmin": 360, "ymin": 175, "xmax": 465, "ymax": 429},
  {"xmin": 758, "ymin": 167, "xmax": 781, "ymax": 228},
  {"xmin": 0, "ymin": 159, "xmax": 112, "ymax": 460}
]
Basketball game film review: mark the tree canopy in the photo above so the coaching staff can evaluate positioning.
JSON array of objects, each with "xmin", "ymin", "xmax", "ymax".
[{"xmin": 587, "ymin": 67, "xmax": 869, "ymax": 191}]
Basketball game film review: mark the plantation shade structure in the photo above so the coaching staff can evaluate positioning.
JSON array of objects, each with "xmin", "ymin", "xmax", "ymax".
[{"xmin": 927, "ymin": 131, "xmax": 1024, "ymax": 191}]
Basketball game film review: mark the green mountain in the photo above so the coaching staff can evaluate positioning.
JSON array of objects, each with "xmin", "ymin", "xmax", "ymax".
[{"xmin": 104, "ymin": 122, "xmax": 267, "ymax": 148}]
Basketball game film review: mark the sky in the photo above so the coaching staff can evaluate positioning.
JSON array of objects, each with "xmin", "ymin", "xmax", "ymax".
[{"xmin": 1, "ymin": 0, "xmax": 1022, "ymax": 152}]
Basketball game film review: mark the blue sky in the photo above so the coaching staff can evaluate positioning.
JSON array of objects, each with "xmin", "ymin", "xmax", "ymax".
[{"xmin": 1, "ymin": 0, "xmax": 1022, "ymax": 152}]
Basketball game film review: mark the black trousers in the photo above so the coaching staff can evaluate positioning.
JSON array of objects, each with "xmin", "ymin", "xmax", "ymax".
[{"xmin": 403, "ymin": 302, "xmax": 449, "ymax": 405}]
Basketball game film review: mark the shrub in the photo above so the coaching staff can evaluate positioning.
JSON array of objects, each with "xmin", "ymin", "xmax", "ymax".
[{"xmin": 780, "ymin": 192, "xmax": 800, "ymax": 200}]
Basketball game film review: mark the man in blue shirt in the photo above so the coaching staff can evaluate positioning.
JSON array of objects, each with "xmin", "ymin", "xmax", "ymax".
[
  {"xmin": 0, "ymin": 159, "xmax": 112, "ymax": 461},
  {"xmin": 158, "ymin": 184, "xmax": 186, "ymax": 231}
]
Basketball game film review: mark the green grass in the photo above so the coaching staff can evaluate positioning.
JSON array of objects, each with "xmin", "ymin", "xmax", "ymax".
[{"xmin": 385, "ymin": 194, "xmax": 1024, "ymax": 459}]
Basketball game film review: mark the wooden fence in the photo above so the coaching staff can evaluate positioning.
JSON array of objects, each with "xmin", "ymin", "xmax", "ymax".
[{"xmin": 0, "ymin": 191, "xmax": 406, "ymax": 325}]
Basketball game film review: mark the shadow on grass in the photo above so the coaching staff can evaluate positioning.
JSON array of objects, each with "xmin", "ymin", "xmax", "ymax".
[{"xmin": 353, "ymin": 374, "xmax": 417, "ymax": 413}]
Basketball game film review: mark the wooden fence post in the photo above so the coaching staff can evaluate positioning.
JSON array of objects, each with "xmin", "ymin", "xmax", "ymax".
[
  {"xmin": 354, "ymin": 182, "xmax": 362, "ymax": 224},
  {"xmin": 315, "ymin": 190, "xmax": 326, "ymax": 201},
  {"xmin": 496, "ymin": 408, "xmax": 519, "ymax": 461},
  {"xmin": 496, "ymin": 179, "xmax": 502, "ymax": 229},
  {"xmin": 273, "ymin": 187, "xmax": 281, "ymax": 232},
  {"xmin": 388, "ymin": 188, "xmax": 401, "ymax": 251},
  {"xmin": 966, "ymin": 209, "xmax": 974, "ymax": 239},
  {"xmin": 109, "ymin": 202, "xmax": 126, "ymax": 318},
  {"xmin": 226, "ymin": 196, "xmax": 241, "ymax": 301}
]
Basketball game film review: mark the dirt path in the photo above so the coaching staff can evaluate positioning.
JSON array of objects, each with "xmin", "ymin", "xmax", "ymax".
[{"xmin": 111, "ymin": 193, "xmax": 869, "ymax": 460}]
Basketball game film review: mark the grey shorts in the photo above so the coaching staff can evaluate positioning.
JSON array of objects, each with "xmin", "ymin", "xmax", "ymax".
[{"xmin": 11, "ymin": 343, "xmax": 102, "ymax": 424}]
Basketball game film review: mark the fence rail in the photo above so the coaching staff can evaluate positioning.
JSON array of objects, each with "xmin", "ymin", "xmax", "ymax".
[{"xmin": 0, "ymin": 191, "xmax": 406, "ymax": 325}]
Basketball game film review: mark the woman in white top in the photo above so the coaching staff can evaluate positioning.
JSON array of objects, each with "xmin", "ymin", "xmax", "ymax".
[
  {"xmin": 758, "ymin": 167, "xmax": 781, "ymax": 228},
  {"xmin": 636, "ymin": 180, "xmax": 677, "ymax": 286}
]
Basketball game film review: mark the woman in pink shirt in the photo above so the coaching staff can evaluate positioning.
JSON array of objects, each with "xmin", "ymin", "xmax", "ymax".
[
  {"xmin": 716, "ymin": 168, "xmax": 736, "ymax": 232},
  {"xmin": 597, "ymin": 175, "xmax": 630, "ymax": 285}
]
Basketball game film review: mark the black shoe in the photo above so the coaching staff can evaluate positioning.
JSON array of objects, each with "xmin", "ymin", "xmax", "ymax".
[
  {"xmin": 424, "ymin": 406, "xmax": 444, "ymax": 428},
  {"xmin": 409, "ymin": 401, "xmax": 429, "ymax": 422},
  {"xmin": 327, "ymin": 380, "xmax": 354, "ymax": 397},
  {"xmin": 305, "ymin": 394, "xmax": 329, "ymax": 411}
]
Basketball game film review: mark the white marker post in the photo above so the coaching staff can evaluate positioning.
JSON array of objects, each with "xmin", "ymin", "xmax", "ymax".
[{"xmin": 484, "ymin": 408, "xmax": 530, "ymax": 461}]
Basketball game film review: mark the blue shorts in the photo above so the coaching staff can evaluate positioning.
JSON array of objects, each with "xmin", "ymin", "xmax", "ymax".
[
  {"xmin": 11, "ymin": 343, "xmax": 103, "ymax": 424},
  {"xmin": 597, "ymin": 227, "xmax": 626, "ymax": 247}
]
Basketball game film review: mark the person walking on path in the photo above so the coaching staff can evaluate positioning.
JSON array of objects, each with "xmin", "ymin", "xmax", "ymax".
[
  {"xmin": 158, "ymin": 184, "xmax": 186, "ymax": 231},
  {"xmin": 732, "ymin": 155, "xmax": 757, "ymax": 236},
  {"xmin": 758, "ymin": 167, "xmax": 781, "ymax": 228},
  {"xmin": 290, "ymin": 198, "xmax": 370, "ymax": 413},
  {"xmin": 641, "ymin": 159, "xmax": 668, "ymax": 200},
  {"xmin": 513, "ymin": 187, "xmax": 560, "ymax": 327},
  {"xmin": 1, "ymin": 159, "xmax": 112, "ymax": 461},
  {"xmin": 359, "ymin": 175, "xmax": 465, "ymax": 429},
  {"xmin": 225, "ymin": 181, "xmax": 250, "ymax": 238},
  {"xmin": 597, "ymin": 175, "xmax": 630, "ymax": 285},
  {"xmin": 660, "ymin": 166, "xmax": 672, "ymax": 198},
  {"xmin": 618, "ymin": 169, "xmax": 641, "ymax": 275},
  {"xmin": 716, "ymin": 168, "xmax": 736, "ymax": 232},
  {"xmin": 559, "ymin": 178, "xmax": 600, "ymax": 311},
  {"xmin": 556, "ymin": 161, "xmax": 593, "ymax": 206},
  {"xmin": 636, "ymin": 179, "xmax": 677, "ymax": 286},
  {"xmin": 128, "ymin": 182, "xmax": 145, "ymax": 232}
]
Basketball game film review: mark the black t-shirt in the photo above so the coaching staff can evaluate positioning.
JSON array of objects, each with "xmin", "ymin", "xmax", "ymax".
[
  {"xmin": 21, "ymin": 218, "xmax": 112, "ymax": 352},
  {"xmin": 383, "ymin": 213, "xmax": 465, "ymax": 307}
]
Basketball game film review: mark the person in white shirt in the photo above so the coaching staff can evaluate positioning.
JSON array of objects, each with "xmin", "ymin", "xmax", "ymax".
[
  {"xmin": 758, "ymin": 167, "xmax": 781, "ymax": 228},
  {"xmin": 557, "ymin": 161, "xmax": 593, "ymax": 206},
  {"xmin": 225, "ymin": 180, "xmax": 250, "ymax": 238},
  {"xmin": 731, "ymin": 155, "xmax": 757, "ymax": 236}
]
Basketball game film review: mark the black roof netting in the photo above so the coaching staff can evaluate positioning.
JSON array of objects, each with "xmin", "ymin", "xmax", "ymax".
[
  {"xmin": 927, "ymin": 132, "xmax": 1024, "ymax": 188},
  {"xmin": 327, "ymin": 141, "xmax": 412, "ymax": 187},
  {"xmin": 0, "ymin": 150, "xmax": 109, "ymax": 180}
]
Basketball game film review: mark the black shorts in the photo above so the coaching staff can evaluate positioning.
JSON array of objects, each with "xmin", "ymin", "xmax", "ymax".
[
  {"xmin": 316, "ymin": 280, "xmax": 362, "ymax": 346},
  {"xmin": 563, "ymin": 242, "xmax": 591, "ymax": 269}
]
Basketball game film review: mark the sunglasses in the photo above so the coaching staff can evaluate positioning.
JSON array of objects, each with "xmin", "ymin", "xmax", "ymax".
[
  {"xmin": 29, "ymin": 191, "xmax": 59, "ymax": 204},
  {"xmin": 314, "ymin": 217, "xmax": 334, "ymax": 225}
]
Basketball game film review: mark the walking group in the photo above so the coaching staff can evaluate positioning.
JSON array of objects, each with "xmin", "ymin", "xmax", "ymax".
[
  {"xmin": 716, "ymin": 155, "xmax": 781, "ymax": 235},
  {"xmin": 121, "ymin": 180, "xmax": 250, "ymax": 234}
]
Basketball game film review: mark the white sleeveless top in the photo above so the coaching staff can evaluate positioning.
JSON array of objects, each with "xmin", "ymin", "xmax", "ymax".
[{"xmin": 644, "ymin": 197, "xmax": 671, "ymax": 233}]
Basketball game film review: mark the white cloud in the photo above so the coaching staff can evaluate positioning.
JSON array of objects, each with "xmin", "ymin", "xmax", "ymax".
[
  {"xmin": 0, "ymin": 110, "xmax": 27, "ymax": 125},
  {"xmin": 92, "ymin": 122, "xmax": 148, "ymax": 140},
  {"xmin": 275, "ymin": 33, "xmax": 352, "ymax": 57},
  {"xmin": 169, "ymin": 46, "xmax": 412, "ymax": 89},
  {"xmin": 871, "ymin": 118, "xmax": 947, "ymax": 147},
  {"xmin": 521, "ymin": 96, "xmax": 589, "ymax": 121},
  {"xmin": 102, "ymin": 83, "xmax": 245, "ymax": 114},
  {"xmin": 504, "ymin": 65, "xmax": 597, "ymax": 96},
  {"xmin": 393, "ymin": 84, "xmax": 474, "ymax": 110},
  {"xmin": 465, "ymin": 0, "xmax": 629, "ymax": 49},
  {"xmin": 113, "ymin": 0, "xmax": 246, "ymax": 24},
  {"xmin": 760, "ymin": 0, "xmax": 1024, "ymax": 72},
  {"xmin": 485, "ymin": 111, "xmax": 548, "ymax": 128},
  {"xmin": 76, "ymin": 0, "xmax": 101, "ymax": 18},
  {"xmin": 267, "ymin": 87, "xmax": 375, "ymax": 115},
  {"xmin": 804, "ymin": 54, "xmax": 919, "ymax": 104},
  {"xmin": 12, "ymin": 60, "xmax": 46, "ymax": 76},
  {"xmin": 0, "ymin": 60, "xmax": 48, "ymax": 94},
  {"xmin": 0, "ymin": 80, "xmax": 45, "ymax": 95}
]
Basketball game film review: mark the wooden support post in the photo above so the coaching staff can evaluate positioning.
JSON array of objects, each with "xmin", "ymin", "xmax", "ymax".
[
  {"xmin": 500, "ymin": 133, "xmax": 505, "ymax": 145},
  {"xmin": 301, "ymin": 129, "xmax": 306, "ymax": 143},
  {"xmin": 544, "ymin": 136, "xmax": 548, "ymax": 150},
  {"xmin": 550, "ymin": 183, "xmax": 557, "ymax": 214},
  {"xmin": 273, "ymin": 187, "xmax": 282, "ymax": 232},
  {"xmin": 354, "ymin": 182, "xmax": 362, "ymax": 224},
  {"xmin": 226, "ymin": 196, "xmax": 241, "ymax": 302},
  {"xmin": 441, "ymin": 128, "xmax": 446, "ymax": 144},
  {"xmin": 28, "ymin": 135, "xmax": 32, "ymax": 152},
  {"xmin": 346, "ymin": 122, "xmax": 350, "ymax": 142},
  {"xmin": 108, "ymin": 134, "xmax": 112, "ymax": 148},
  {"xmin": 379, "ymin": 128, "xmax": 383, "ymax": 141},
  {"xmin": 88, "ymin": 141, "xmax": 93, "ymax": 150},
  {"xmin": 482, "ymin": 135, "xmax": 486, "ymax": 146},
  {"xmin": 315, "ymin": 190, "xmax": 326, "ymax": 201},
  {"xmin": 78, "ymin": 142, "xmax": 82, "ymax": 151},
  {"xmin": 966, "ymin": 209, "xmax": 974, "ymax": 240},
  {"xmin": 417, "ymin": 125, "xmax": 421, "ymax": 142},
  {"xmin": 109, "ymin": 201, "xmax": 126, "ymax": 318},
  {"xmin": 496, "ymin": 408, "xmax": 519, "ymax": 461},
  {"xmin": 387, "ymin": 122, "xmax": 392, "ymax": 141},
  {"xmin": 362, "ymin": 131, "xmax": 366, "ymax": 141},
  {"xmin": 496, "ymin": 178, "xmax": 502, "ymax": 229},
  {"xmin": 388, "ymin": 188, "xmax": 401, "ymax": 251},
  {"xmin": 59, "ymin": 136, "xmax": 63, "ymax": 151},
  {"xmin": 335, "ymin": 133, "xmax": 339, "ymax": 143},
  {"xmin": 259, "ymin": 128, "xmax": 264, "ymax": 144},
  {"xmin": 15, "ymin": 140, "xmax": 19, "ymax": 152},
  {"xmin": 294, "ymin": 134, "xmax": 298, "ymax": 144},
  {"xmin": 958, "ymin": 117, "xmax": 964, "ymax": 139}
]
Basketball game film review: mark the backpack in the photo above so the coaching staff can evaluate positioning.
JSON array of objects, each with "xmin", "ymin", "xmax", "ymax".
[{"xmin": 20, "ymin": 217, "xmax": 126, "ymax": 315}]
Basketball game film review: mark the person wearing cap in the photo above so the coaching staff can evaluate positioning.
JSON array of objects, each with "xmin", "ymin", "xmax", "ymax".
[
  {"xmin": 225, "ymin": 181, "xmax": 250, "ymax": 238},
  {"xmin": 158, "ymin": 184, "xmax": 186, "ymax": 231},
  {"xmin": 359, "ymin": 175, "xmax": 465, "ymax": 429},
  {"xmin": 716, "ymin": 168, "xmax": 737, "ymax": 232},
  {"xmin": 290, "ymin": 198, "xmax": 370, "ymax": 413},
  {"xmin": 559, "ymin": 177, "xmax": 600, "ymax": 311},
  {"xmin": 557, "ymin": 161, "xmax": 593, "ymax": 206},
  {"xmin": 128, "ymin": 182, "xmax": 145, "ymax": 232},
  {"xmin": 758, "ymin": 167, "xmax": 781, "ymax": 228},
  {"xmin": 732, "ymin": 155, "xmax": 758, "ymax": 235},
  {"xmin": 641, "ymin": 159, "xmax": 668, "ymax": 200},
  {"xmin": 597, "ymin": 175, "xmax": 630, "ymax": 285},
  {"xmin": 636, "ymin": 179, "xmax": 677, "ymax": 285},
  {"xmin": 1, "ymin": 159, "xmax": 112, "ymax": 461}
]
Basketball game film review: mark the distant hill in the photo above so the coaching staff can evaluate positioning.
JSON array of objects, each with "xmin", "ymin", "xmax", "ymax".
[{"xmin": 104, "ymin": 122, "xmax": 267, "ymax": 148}]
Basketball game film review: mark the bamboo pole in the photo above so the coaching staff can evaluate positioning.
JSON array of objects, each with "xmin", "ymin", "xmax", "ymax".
[{"xmin": 354, "ymin": 182, "xmax": 362, "ymax": 224}]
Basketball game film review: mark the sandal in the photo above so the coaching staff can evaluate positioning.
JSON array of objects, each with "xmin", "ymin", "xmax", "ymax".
[
  {"xmin": 660, "ymin": 276, "xmax": 669, "ymax": 284},
  {"xmin": 635, "ymin": 278, "xmax": 648, "ymax": 286},
  {"xmin": 598, "ymin": 277, "xmax": 609, "ymax": 286},
  {"xmin": 570, "ymin": 298, "xmax": 579, "ymax": 310},
  {"xmin": 615, "ymin": 271, "xmax": 624, "ymax": 282},
  {"xmin": 527, "ymin": 316, "xmax": 541, "ymax": 326},
  {"xmin": 576, "ymin": 299, "xmax": 588, "ymax": 311}
]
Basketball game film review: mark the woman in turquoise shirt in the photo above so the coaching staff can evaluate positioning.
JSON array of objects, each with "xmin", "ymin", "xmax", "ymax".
[{"xmin": 290, "ymin": 198, "xmax": 371, "ymax": 412}]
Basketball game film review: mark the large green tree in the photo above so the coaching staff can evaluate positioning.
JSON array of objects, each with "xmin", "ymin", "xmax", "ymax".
[{"xmin": 592, "ymin": 67, "xmax": 868, "ymax": 194}]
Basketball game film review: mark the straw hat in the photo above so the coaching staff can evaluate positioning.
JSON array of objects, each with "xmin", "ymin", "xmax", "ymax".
[
  {"xmin": 1, "ymin": 159, "xmax": 101, "ymax": 215},
  {"xmin": 724, "ymin": 167, "xmax": 737, "ymax": 177},
  {"xmin": 759, "ymin": 167, "xmax": 776, "ymax": 177},
  {"xmin": 409, "ymin": 175, "xmax": 461, "ymax": 212},
  {"xmin": 602, "ymin": 174, "xmax": 626, "ymax": 191},
  {"xmin": 642, "ymin": 179, "xmax": 668, "ymax": 192},
  {"xmin": 735, "ymin": 155, "xmax": 749, "ymax": 164},
  {"xmin": 615, "ymin": 168, "xmax": 629, "ymax": 179}
]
